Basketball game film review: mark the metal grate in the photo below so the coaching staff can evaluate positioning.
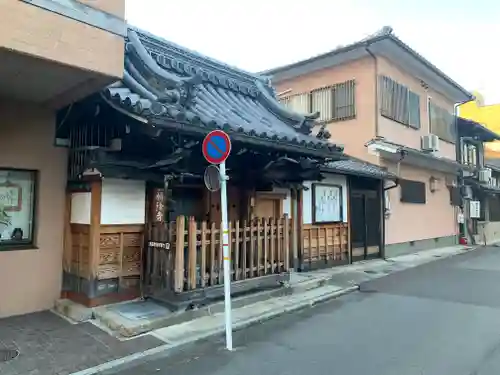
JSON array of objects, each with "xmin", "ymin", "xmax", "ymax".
[{"xmin": 0, "ymin": 349, "xmax": 19, "ymax": 363}]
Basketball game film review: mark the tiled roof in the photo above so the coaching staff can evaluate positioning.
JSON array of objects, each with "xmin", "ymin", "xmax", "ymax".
[
  {"xmin": 102, "ymin": 27, "xmax": 343, "ymax": 154},
  {"xmin": 457, "ymin": 117, "xmax": 500, "ymax": 142},
  {"xmin": 324, "ymin": 159, "xmax": 397, "ymax": 180}
]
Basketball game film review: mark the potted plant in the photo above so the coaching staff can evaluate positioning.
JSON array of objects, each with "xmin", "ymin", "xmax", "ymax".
[{"xmin": 0, "ymin": 204, "xmax": 11, "ymax": 234}]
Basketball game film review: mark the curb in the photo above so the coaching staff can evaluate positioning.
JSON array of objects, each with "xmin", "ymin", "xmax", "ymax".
[{"xmin": 69, "ymin": 285, "xmax": 359, "ymax": 375}]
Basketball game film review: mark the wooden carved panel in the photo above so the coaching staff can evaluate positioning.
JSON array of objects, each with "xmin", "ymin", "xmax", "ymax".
[
  {"xmin": 100, "ymin": 234, "xmax": 120, "ymax": 248},
  {"xmin": 122, "ymin": 261, "xmax": 141, "ymax": 277},
  {"xmin": 99, "ymin": 248, "xmax": 119, "ymax": 265},
  {"xmin": 96, "ymin": 225, "xmax": 144, "ymax": 281},
  {"xmin": 123, "ymin": 233, "xmax": 141, "ymax": 247},
  {"xmin": 123, "ymin": 246, "xmax": 141, "ymax": 263}
]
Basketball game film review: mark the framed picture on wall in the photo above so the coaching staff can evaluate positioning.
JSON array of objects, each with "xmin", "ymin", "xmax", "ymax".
[
  {"xmin": 312, "ymin": 183, "xmax": 343, "ymax": 223},
  {"xmin": 0, "ymin": 181, "xmax": 22, "ymax": 211},
  {"xmin": 0, "ymin": 169, "xmax": 37, "ymax": 247}
]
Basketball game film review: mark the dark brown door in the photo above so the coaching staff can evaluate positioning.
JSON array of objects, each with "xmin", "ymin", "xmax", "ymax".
[{"xmin": 350, "ymin": 190, "xmax": 381, "ymax": 262}]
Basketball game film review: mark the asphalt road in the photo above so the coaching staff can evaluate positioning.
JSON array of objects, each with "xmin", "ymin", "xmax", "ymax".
[{"xmin": 105, "ymin": 246, "xmax": 500, "ymax": 375}]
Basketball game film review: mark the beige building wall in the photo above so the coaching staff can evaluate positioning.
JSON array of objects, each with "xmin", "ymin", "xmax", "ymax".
[
  {"xmin": 273, "ymin": 57, "xmax": 379, "ymax": 164},
  {"xmin": 377, "ymin": 57, "xmax": 456, "ymax": 160},
  {"xmin": 0, "ymin": 99, "xmax": 67, "ymax": 318},
  {"xmin": 272, "ymin": 54, "xmax": 460, "ymax": 251},
  {"xmin": 383, "ymin": 163, "xmax": 457, "ymax": 245},
  {"xmin": 0, "ymin": 0, "xmax": 124, "ymax": 79}
]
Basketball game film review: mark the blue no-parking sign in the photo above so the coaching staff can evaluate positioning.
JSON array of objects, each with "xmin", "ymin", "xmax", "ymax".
[{"xmin": 202, "ymin": 130, "xmax": 231, "ymax": 164}]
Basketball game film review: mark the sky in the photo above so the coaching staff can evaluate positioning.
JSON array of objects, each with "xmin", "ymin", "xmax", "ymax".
[{"xmin": 126, "ymin": 0, "xmax": 500, "ymax": 104}]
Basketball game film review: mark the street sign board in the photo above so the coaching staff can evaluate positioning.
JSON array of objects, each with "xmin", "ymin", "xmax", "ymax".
[
  {"xmin": 202, "ymin": 130, "xmax": 231, "ymax": 165},
  {"xmin": 470, "ymin": 200, "xmax": 481, "ymax": 218},
  {"xmin": 204, "ymin": 165, "xmax": 221, "ymax": 192},
  {"xmin": 148, "ymin": 241, "xmax": 170, "ymax": 250}
]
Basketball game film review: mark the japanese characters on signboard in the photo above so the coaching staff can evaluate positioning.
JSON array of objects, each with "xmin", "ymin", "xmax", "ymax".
[{"xmin": 153, "ymin": 188, "xmax": 165, "ymax": 223}]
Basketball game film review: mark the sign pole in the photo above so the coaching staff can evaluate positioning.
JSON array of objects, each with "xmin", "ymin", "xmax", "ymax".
[
  {"xmin": 219, "ymin": 160, "xmax": 233, "ymax": 351},
  {"xmin": 201, "ymin": 129, "xmax": 233, "ymax": 351}
]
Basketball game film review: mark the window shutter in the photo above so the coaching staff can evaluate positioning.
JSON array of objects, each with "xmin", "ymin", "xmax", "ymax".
[
  {"xmin": 408, "ymin": 91, "xmax": 420, "ymax": 128},
  {"xmin": 289, "ymin": 93, "xmax": 311, "ymax": 114},
  {"xmin": 311, "ymin": 87, "xmax": 332, "ymax": 122}
]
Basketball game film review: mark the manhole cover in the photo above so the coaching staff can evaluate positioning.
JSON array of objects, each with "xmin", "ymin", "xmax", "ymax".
[{"xmin": 0, "ymin": 349, "xmax": 19, "ymax": 363}]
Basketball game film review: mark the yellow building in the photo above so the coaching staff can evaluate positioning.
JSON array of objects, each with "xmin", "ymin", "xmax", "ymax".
[{"xmin": 459, "ymin": 92, "xmax": 500, "ymax": 158}]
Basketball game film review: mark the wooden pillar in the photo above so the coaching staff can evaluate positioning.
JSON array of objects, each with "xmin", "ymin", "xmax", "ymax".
[
  {"xmin": 290, "ymin": 189, "xmax": 299, "ymax": 271},
  {"xmin": 297, "ymin": 188, "xmax": 304, "ymax": 271},
  {"xmin": 174, "ymin": 215, "xmax": 185, "ymax": 292},
  {"xmin": 62, "ymin": 190, "xmax": 73, "ymax": 275},
  {"xmin": 89, "ymin": 179, "xmax": 102, "ymax": 281},
  {"xmin": 346, "ymin": 177, "xmax": 351, "ymax": 263}
]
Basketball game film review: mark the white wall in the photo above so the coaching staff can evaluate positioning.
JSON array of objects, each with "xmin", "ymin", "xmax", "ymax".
[
  {"xmin": 100, "ymin": 178, "xmax": 146, "ymax": 225},
  {"xmin": 303, "ymin": 174, "xmax": 348, "ymax": 224},
  {"xmin": 70, "ymin": 192, "xmax": 91, "ymax": 224}
]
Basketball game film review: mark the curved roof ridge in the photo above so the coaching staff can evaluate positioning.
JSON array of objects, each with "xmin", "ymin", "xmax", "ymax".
[{"xmin": 127, "ymin": 24, "xmax": 268, "ymax": 85}]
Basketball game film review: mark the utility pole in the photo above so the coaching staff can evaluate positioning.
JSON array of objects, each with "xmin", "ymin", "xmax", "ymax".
[{"xmin": 454, "ymin": 104, "xmax": 466, "ymax": 240}]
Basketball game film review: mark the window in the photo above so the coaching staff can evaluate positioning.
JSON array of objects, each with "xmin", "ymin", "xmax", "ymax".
[
  {"xmin": 331, "ymin": 80, "xmax": 356, "ymax": 121},
  {"xmin": 399, "ymin": 179, "xmax": 426, "ymax": 204},
  {"xmin": 489, "ymin": 196, "xmax": 500, "ymax": 222},
  {"xmin": 379, "ymin": 75, "xmax": 421, "ymax": 129},
  {"xmin": 281, "ymin": 80, "xmax": 356, "ymax": 122},
  {"xmin": 312, "ymin": 183, "xmax": 343, "ymax": 223},
  {"xmin": 0, "ymin": 169, "xmax": 37, "ymax": 248},
  {"xmin": 429, "ymin": 101, "xmax": 455, "ymax": 143},
  {"xmin": 448, "ymin": 186, "xmax": 461, "ymax": 206},
  {"xmin": 280, "ymin": 93, "xmax": 311, "ymax": 115}
]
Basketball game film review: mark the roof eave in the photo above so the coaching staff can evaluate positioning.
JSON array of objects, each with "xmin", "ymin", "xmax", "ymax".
[
  {"xmin": 457, "ymin": 117, "xmax": 500, "ymax": 142},
  {"xmin": 149, "ymin": 116, "xmax": 344, "ymax": 159},
  {"xmin": 320, "ymin": 165, "xmax": 396, "ymax": 180},
  {"xmin": 384, "ymin": 36, "xmax": 472, "ymax": 102}
]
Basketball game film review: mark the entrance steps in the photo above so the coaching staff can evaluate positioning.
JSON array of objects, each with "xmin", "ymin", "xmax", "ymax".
[{"xmin": 54, "ymin": 272, "xmax": 343, "ymax": 338}]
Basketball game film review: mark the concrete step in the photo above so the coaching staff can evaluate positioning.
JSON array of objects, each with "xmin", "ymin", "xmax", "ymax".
[{"xmin": 54, "ymin": 273, "xmax": 334, "ymax": 338}]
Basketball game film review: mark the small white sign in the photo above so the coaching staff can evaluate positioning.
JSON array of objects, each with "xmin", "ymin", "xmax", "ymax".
[{"xmin": 470, "ymin": 200, "xmax": 481, "ymax": 218}]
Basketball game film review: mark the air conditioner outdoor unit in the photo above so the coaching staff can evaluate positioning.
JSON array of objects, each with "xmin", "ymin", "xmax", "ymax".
[
  {"xmin": 478, "ymin": 168, "xmax": 492, "ymax": 183},
  {"xmin": 421, "ymin": 134, "xmax": 440, "ymax": 152}
]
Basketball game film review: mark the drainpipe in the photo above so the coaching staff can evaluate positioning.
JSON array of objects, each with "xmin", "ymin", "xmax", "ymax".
[
  {"xmin": 454, "ymin": 98, "xmax": 475, "ymax": 243},
  {"xmin": 381, "ymin": 178, "xmax": 399, "ymax": 259},
  {"xmin": 365, "ymin": 44, "xmax": 379, "ymax": 137}
]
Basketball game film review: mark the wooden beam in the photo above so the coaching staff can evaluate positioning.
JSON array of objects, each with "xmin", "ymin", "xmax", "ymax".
[
  {"xmin": 297, "ymin": 189, "xmax": 304, "ymax": 270},
  {"xmin": 89, "ymin": 179, "xmax": 102, "ymax": 280}
]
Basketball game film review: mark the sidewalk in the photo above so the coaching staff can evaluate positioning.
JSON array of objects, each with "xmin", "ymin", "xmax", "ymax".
[
  {"xmin": 0, "ymin": 244, "xmax": 476, "ymax": 375},
  {"xmin": 0, "ymin": 311, "xmax": 163, "ymax": 375}
]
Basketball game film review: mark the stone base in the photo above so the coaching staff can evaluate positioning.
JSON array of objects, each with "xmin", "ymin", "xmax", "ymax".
[
  {"xmin": 384, "ymin": 235, "xmax": 458, "ymax": 258},
  {"xmin": 54, "ymin": 299, "xmax": 93, "ymax": 322}
]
